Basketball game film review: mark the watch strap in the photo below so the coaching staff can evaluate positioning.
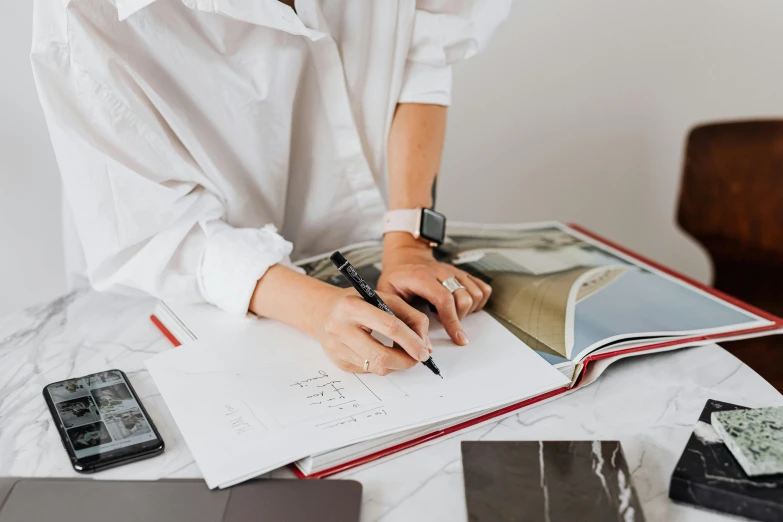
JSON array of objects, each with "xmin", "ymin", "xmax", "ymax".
[{"xmin": 382, "ymin": 209, "xmax": 421, "ymax": 238}]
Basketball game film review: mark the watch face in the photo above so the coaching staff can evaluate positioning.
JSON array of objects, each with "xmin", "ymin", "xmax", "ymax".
[{"xmin": 420, "ymin": 208, "xmax": 446, "ymax": 244}]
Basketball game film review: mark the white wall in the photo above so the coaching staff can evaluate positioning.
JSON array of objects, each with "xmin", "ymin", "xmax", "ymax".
[
  {"xmin": 2, "ymin": 1, "xmax": 783, "ymax": 314},
  {"xmin": 441, "ymin": 0, "xmax": 783, "ymax": 281},
  {"xmin": 0, "ymin": 2, "xmax": 66, "ymax": 315}
]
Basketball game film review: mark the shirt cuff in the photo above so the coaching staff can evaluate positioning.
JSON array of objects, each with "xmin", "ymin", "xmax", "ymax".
[
  {"xmin": 198, "ymin": 223, "xmax": 300, "ymax": 315},
  {"xmin": 398, "ymin": 60, "xmax": 453, "ymax": 107}
]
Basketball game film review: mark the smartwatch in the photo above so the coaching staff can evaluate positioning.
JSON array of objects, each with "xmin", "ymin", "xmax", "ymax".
[{"xmin": 383, "ymin": 208, "xmax": 446, "ymax": 247}]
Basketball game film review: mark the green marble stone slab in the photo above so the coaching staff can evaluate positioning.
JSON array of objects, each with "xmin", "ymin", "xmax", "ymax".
[{"xmin": 712, "ymin": 406, "xmax": 783, "ymax": 477}]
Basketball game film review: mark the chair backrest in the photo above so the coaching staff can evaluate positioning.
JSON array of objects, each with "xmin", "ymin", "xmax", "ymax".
[{"xmin": 677, "ymin": 120, "xmax": 783, "ymax": 266}]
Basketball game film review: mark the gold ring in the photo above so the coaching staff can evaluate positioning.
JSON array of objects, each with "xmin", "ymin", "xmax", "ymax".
[{"xmin": 363, "ymin": 360, "xmax": 370, "ymax": 372}]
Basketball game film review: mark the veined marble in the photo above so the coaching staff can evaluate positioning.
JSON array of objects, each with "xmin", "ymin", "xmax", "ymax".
[
  {"xmin": 1, "ymin": 290, "xmax": 782, "ymax": 522},
  {"xmin": 462, "ymin": 440, "xmax": 644, "ymax": 521}
]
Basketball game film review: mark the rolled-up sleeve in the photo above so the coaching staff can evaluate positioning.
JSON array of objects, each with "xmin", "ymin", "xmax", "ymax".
[
  {"xmin": 398, "ymin": 0, "xmax": 512, "ymax": 106},
  {"xmin": 31, "ymin": 3, "xmax": 296, "ymax": 315},
  {"xmin": 198, "ymin": 223, "xmax": 297, "ymax": 314}
]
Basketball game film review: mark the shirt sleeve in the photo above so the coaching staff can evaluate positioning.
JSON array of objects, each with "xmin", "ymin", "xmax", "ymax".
[
  {"xmin": 398, "ymin": 0, "xmax": 512, "ymax": 106},
  {"xmin": 31, "ymin": 7, "xmax": 298, "ymax": 315}
]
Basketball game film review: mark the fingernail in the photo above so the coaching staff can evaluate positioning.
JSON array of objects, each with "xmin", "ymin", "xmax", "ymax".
[
  {"xmin": 457, "ymin": 331, "xmax": 469, "ymax": 345},
  {"xmin": 425, "ymin": 335, "xmax": 433, "ymax": 353},
  {"xmin": 419, "ymin": 346, "xmax": 430, "ymax": 361}
]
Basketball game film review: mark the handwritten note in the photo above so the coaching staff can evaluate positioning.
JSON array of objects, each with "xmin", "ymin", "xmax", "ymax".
[
  {"xmin": 318, "ymin": 407, "xmax": 389, "ymax": 430},
  {"xmin": 288, "ymin": 370, "xmax": 354, "ymax": 408},
  {"xmin": 224, "ymin": 403, "xmax": 256, "ymax": 436},
  {"xmin": 193, "ymin": 396, "xmax": 265, "ymax": 442},
  {"xmin": 243, "ymin": 363, "xmax": 386, "ymax": 427}
]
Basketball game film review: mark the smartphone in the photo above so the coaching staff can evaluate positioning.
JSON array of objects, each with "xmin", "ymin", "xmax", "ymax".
[{"xmin": 43, "ymin": 369, "xmax": 164, "ymax": 472}]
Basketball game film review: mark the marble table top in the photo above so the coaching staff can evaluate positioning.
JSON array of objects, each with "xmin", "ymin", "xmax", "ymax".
[{"xmin": 1, "ymin": 289, "xmax": 781, "ymax": 522}]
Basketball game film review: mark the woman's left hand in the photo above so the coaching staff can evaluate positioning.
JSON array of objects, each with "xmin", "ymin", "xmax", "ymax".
[{"xmin": 378, "ymin": 234, "xmax": 492, "ymax": 346}]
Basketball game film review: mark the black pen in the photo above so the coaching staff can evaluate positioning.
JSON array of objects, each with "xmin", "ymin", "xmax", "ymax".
[{"xmin": 330, "ymin": 251, "xmax": 442, "ymax": 379}]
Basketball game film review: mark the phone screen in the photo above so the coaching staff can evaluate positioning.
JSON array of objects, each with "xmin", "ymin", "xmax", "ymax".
[{"xmin": 44, "ymin": 370, "xmax": 161, "ymax": 463}]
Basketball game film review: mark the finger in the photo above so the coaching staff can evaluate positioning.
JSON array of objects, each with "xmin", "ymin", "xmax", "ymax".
[
  {"xmin": 376, "ymin": 275, "xmax": 395, "ymax": 296},
  {"xmin": 343, "ymin": 298, "xmax": 430, "ymax": 362},
  {"xmin": 321, "ymin": 340, "xmax": 366, "ymax": 373},
  {"xmin": 451, "ymin": 288, "xmax": 472, "ymax": 320},
  {"xmin": 395, "ymin": 275, "xmax": 467, "ymax": 346},
  {"xmin": 333, "ymin": 357, "xmax": 364, "ymax": 374},
  {"xmin": 332, "ymin": 346, "xmax": 373, "ymax": 374},
  {"xmin": 445, "ymin": 272, "xmax": 476, "ymax": 319},
  {"xmin": 456, "ymin": 273, "xmax": 483, "ymax": 314},
  {"xmin": 343, "ymin": 328, "xmax": 418, "ymax": 375},
  {"xmin": 382, "ymin": 294, "xmax": 431, "ymax": 352},
  {"xmin": 470, "ymin": 275, "xmax": 492, "ymax": 311}
]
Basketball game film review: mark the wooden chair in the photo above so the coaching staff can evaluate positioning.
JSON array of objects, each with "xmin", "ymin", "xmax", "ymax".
[{"xmin": 677, "ymin": 120, "xmax": 783, "ymax": 392}]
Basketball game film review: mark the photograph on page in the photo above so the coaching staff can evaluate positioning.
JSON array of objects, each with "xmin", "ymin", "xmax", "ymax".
[{"xmin": 436, "ymin": 222, "xmax": 768, "ymax": 366}]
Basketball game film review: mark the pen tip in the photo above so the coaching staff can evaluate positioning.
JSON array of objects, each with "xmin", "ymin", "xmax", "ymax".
[{"xmin": 439, "ymin": 374, "xmax": 443, "ymax": 379}]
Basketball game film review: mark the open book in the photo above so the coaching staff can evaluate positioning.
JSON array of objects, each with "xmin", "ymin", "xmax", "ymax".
[{"xmin": 147, "ymin": 222, "xmax": 782, "ymax": 486}]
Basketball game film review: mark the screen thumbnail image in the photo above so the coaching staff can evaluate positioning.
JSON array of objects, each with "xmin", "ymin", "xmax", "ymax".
[
  {"xmin": 90, "ymin": 383, "xmax": 135, "ymax": 414},
  {"xmin": 47, "ymin": 379, "xmax": 88, "ymax": 403},
  {"xmin": 86, "ymin": 370, "xmax": 124, "ymax": 387},
  {"xmin": 102, "ymin": 408, "xmax": 152, "ymax": 441},
  {"xmin": 55, "ymin": 396, "xmax": 101, "ymax": 428},
  {"xmin": 67, "ymin": 421, "xmax": 113, "ymax": 451}
]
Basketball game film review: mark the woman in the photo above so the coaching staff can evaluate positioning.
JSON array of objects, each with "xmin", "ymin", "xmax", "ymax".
[{"xmin": 32, "ymin": 0, "xmax": 509, "ymax": 376}]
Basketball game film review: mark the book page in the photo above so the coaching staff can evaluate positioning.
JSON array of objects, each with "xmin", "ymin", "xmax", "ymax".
[
  {"xmin": 146, "ymin": 311, "xmax": 569, "ymax": 488},
  {"xmin": 441, "ymin": 223, "xmax": 769, "ymax": 365}
]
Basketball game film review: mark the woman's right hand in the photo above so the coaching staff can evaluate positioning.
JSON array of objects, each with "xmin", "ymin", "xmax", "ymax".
[{"xmin": 311, "ymin": 287, "xmax": 432, "ymax": 375}]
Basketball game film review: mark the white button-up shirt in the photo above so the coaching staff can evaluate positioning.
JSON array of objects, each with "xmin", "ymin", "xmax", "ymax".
[{"xmin": 31, "ymin": 0, "xmax": 510, "ymax": 314}]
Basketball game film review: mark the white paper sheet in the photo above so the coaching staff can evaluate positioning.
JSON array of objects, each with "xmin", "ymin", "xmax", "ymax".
[{"xmin": 146, "ymin": 311, "xmax": 569, "ymax": 488}]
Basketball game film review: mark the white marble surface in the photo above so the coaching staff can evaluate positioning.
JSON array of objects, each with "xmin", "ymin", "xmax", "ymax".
[{"xmin": 1, "ymin": 290, "xmax": 781, "ymax": 522}]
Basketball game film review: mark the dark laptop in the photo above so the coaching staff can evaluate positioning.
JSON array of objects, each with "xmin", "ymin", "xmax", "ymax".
[{"xmin": 0, "ymin": 478, "xmax": 362, "ymax": 522}]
